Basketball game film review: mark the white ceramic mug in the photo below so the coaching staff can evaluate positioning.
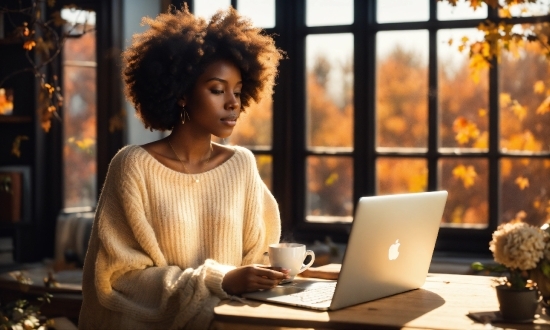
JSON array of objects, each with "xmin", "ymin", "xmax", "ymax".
[{"xmin": 269, "ymin": 243, "xmax": 315, "ymax": 280}]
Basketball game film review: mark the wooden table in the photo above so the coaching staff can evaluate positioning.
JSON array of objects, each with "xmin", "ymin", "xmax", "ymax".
[
  {"xmin": 214, "ymin": 272, "xmax": 550, "ymax": 329},
  {"xmin": 0, "ymin": 265, "xmax": 82, "ymax": 326}
]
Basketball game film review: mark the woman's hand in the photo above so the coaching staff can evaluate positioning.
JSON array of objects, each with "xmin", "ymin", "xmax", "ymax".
[{"xmin": 222, "ymin": 265, "xmax": 290, "ymax": 295}]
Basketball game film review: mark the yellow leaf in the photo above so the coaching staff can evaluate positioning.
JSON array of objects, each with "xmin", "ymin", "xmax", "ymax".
[
  {"xmin": 537, "ymin": 96, "xmax": 550, "ymax": 114},
  {"xmin": 324, "ymin": 172, "xmax": 338, "ymax": 186},
  {"xmin": 23, "ymin": 40, "xmax": 36, "ymax": 50},
  {"xmin": 469, "ymin": 0, "xmax": 483, "ymax": 10},
  {"xmin": 499, "ymin": 8, "xmax": 512, "ymax": 18},
  {"xmin": 461, "ymin": 36, "xmax": 469, "ymax": 43},
  {"xmin": 408, "ymin": 169, "xmax": 427, "ymax": 193},
  {"xmin": 451, "ymin": 206, "xmax": 464, "ymax": 224},
  {"xmin": 511, "ymin": 210, "xmax": 527, "ymax": 223},
  {"xmin": 500, "ymin": 93, "xmax": 512, "ymax": 108},
  {"xmin": 534, "ymin": 80, "xmax": 546, "ymax": 94},
  {"xmin": 511, "ymin": 100, "xmax": 527, "ymax": 121},
  {"xmin": 452, "ymin": 165, "xmax": 477, "ymax": 188},
  {"xmin": 515, "ymin": 176, "xmax": 529, "ymax": 190},
  {"xmin": 468, "ymin": 54, "xmax": 490, "ymax": 83},
  {"xmin": 453, "ymin": 117, "xmax": 480, "ymax": 145},
  {"xmin": 75, "ymin": 138, "xmax": 95, "ymax": 150},
  {"xmin": 473, "ymin": 131, "xmax": 489, "ymax": 149},
  {"xmin": 11, "ymin": 135, "xmax": 29, "ymax": 158},
  {"xmin": 481, "ymin": 42, "xmax": 491, "ymax": 58},
  {"xmin": 448, "ymin": 38, "xmax": 453, "ymax": 46},
  {"xmin": 478, "ymin": 108, "xmax": 487, "ymax": 117}
]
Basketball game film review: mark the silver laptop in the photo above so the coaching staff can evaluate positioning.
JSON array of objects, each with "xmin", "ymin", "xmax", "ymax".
[{"xmin": 242, "ymin": 190, "xmax": 448, "ymax": 311}]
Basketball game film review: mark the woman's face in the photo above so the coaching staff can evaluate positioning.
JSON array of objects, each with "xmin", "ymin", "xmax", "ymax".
[{"xmin": 183, "ymin": 59, "xmax": 242, "ymax": 138}]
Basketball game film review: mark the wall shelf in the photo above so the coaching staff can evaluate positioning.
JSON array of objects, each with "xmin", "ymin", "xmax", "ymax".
[{"xmin": 0, "ymin": 116, "xmax": 32, "ymax": 124}]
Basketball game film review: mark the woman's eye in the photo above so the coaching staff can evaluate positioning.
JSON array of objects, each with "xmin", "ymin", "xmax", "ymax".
[
  {"xmin": 234, "ymin": 92, "xmax": 241, "ymax": 97},
  {"xmin": 211, "ymin": 89, "xmax": 224, "ymax": 94}
]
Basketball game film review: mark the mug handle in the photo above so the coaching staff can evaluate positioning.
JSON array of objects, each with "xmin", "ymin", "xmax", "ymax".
[{"xmin": 298, "ymin": 250, "xmax": 315, "ymax": 274}]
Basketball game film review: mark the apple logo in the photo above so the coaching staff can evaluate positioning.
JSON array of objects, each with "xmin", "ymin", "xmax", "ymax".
[{"xmin": 388, "ymin": 239, "xmax": 400, "ymax": 260}]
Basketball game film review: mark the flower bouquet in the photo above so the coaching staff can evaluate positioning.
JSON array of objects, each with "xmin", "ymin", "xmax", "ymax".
[
  {"xmin": 530, "ymin": 223, "xmax": 550, "ymax": 302},
  {"xmin": 472, "ymin": 221, "xmax": 547, "ymax": 321}
]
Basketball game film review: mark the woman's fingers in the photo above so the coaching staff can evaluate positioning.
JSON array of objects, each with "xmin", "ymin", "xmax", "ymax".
[
  {"xmin": 254, "ymin": 276, "xmax": 280, "ymax": 288},
  {"xmin": 256, "ymin": 265, "xmax": 290, "ymax": 275},
  {"xmin": 222, "ymin": 265, "xmax": 293, "ymax": 294}
]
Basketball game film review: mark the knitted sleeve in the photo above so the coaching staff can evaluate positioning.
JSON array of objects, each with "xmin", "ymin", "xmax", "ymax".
[
  {"xmin": 89, "ymin": 147, "xmax": 233, "ymax": 329},
  {"xmin": 240, "ymin": 149, "xmax": 282, "ymax": 266}
]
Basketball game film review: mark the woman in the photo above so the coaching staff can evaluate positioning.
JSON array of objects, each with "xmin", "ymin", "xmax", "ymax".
[{"xmin": 79, "ymin": 5, "xmax": 286, "ymax": 329}]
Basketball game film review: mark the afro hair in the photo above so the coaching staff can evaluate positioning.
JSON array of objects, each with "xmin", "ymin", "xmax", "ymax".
[{"xmin": 122, "ymin": 4, "xmax": 284, "ymax": 131}]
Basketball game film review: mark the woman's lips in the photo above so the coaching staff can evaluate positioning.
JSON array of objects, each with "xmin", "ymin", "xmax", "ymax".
[{"xmin": 221, "ymin": 117, "xmax": 237, "ymax": 126}]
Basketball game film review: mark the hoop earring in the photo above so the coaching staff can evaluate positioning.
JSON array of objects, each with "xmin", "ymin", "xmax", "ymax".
[{"xmin": 180, "ymin": 107, "xmax": 190, "ymax": 125}]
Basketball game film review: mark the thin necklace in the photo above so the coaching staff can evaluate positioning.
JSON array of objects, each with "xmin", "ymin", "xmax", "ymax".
[{"xmin": 167, "ymin": 138, "xmax": 213, "ymax": 183}]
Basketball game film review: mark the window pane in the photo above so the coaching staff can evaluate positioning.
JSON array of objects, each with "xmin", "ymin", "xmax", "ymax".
[
  {"xmin": 255, "ymin": 154, "xmax": 272, "ymax": 190},
  {"xmin": 306, "ymin": 156, "xmax": 353, "ymax": 221},
  {"xmin": 377, "ymin": 0, "xmax": 429, "ymax": 23},
  {"xmin": 437, "ymin": 0, "xmax": 487, "ymax": 20},
  {"xmin": 193, "ymin": 0, "xmax": 230, "ymax": 19},
  {"xmin": 499, "ymin": 0, "xmax": 550, "ymax": 17},
  {"xmin": 237, "ymin": 0, "xmax": 275, "ymax": 28},
  {"xmin": 218, "ymin": 96, "xmax": 272, "ymax": 148},
  {"xmin": 61, "ymin": 8, "xmax": 96, "ymax": 36},
  {"xmin": 62, "ymin": 10, "xmax": 96, "ymax": 61},
  {"xmin": 438, "ymin": 29, "xmax": 488, "ymax": 151},
  {"xmin": 63, "ymin": 29, "xmax": 97, "ymax": 208},
  {"xmin": 376, "ymin": 158, "xmax": 427, "ymax": 194},
  {"xmin": 501, "ymin": 158, "xmax": 550, "ymax": 226},
  {"xmin": 499, "ymin": 25, "xmax": 550, "ymax": 153},
  {"xmin": 306, "ymin": 0, "xmax": 353, "ymax": 27},
  {"xmin": 376, "ymin": 30, "xmax": 428, "ymax": 149},
  {"xmin": 438, "ymin": 158, "xmax": 488, "ymax": 227},
  {"xmin": 306, "ymin": 34, "xmax": 354, "ymax": 148}
]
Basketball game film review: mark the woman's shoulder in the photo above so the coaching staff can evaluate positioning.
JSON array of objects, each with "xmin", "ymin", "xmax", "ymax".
[
  {"xmin": 108, "ymin": 145, "xmax": 149, "ymax": 171},
  {"xmin": 223, "ymin": 145, "xmax": 256, "ymax": 169},
  {"xmin": 231, "ymin": 145, "xmax": 254, "ymax": 160},
  {"xmin": 112, "ymin": 144, "xmax": 145, "ymax": 160}
]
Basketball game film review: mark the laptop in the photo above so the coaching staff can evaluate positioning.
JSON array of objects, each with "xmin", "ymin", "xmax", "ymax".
[{"xmin": 242, "ymin": 190, "xmax": 448, "ymax": 311}]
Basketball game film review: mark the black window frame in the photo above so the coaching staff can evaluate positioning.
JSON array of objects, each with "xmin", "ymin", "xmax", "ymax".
[
  {"xmin": 268, "ymin": 0, "xmax": 550, "ymax": 253},
  {"xmin": 163, "ymin": 0, "xmax": 550, "ymax": 254}
]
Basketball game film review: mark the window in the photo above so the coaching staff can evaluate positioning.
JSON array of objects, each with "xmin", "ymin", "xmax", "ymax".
[
  {"xmin": 189, "ymin": 0, "xmax": 550, "ymax": 252},
  {"xmin": 193, "ymin": 0, "xmax": 277, "ymax": 189},
  {"xmin": 62, "ymin": 9, "xmax": 97, "ymax": 209}
]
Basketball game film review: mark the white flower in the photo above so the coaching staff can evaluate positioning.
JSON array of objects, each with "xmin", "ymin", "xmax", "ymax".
[{"xmin": 489, "ymin": 222, "xmax": 548, "ymax": 271}]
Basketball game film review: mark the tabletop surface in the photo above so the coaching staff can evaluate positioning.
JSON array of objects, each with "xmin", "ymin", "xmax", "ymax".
[{"xmin": 214, "ymin": 271, "xmax": 550, "ymax": 330}]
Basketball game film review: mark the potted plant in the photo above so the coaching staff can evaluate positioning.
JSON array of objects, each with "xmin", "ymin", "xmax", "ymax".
[
  {"xmin": 529, "ymin": 223, "xmax": 550, "ymax": 305},
  {"xmin": 0, "ymin": 293, "xmax": 53, "ymax": 330},
  {"xmin": 473, "ymin": 221, "xmax": 546, "ymax": 321}
]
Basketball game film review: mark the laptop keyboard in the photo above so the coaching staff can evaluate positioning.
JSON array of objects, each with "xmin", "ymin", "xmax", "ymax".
[{"xmin": 289, "ymin": 282, "xmax": 336, "ymax": 304}]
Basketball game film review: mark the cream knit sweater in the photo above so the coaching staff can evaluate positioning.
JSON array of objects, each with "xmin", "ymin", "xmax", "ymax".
[{"xmin": 79, "ymin": 145, "xmax": 281, "ymax": 330}]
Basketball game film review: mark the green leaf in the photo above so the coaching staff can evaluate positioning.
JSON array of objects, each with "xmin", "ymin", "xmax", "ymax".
[{"xmin": 471, "ymin": 261, "xmax": 484, "ymax": 271}]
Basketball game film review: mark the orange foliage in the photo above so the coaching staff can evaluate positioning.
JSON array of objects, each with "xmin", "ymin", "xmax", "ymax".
[
  {"xmin": 376, "ymin": 46, "xmax": 427, "ymax": 148},
  {"xmin": 63, "ymin": 31, "xmax": 97, "ymax": 208},
  {"xmin": 307, "ymin": 72, "xmax": 353, "ymax": 147},
  {"xmin": 228, "ymin": 96, "xmax": 273, "ymax": 146},
  {"xmin": 305, "ymin": 56, "xmax": 353, "ymax": 217}
]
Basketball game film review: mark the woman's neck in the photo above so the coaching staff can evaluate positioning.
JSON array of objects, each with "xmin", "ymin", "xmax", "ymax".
[{"xmin": 168, "ymin": 126, "xmax": 213, "ymax": 164}]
